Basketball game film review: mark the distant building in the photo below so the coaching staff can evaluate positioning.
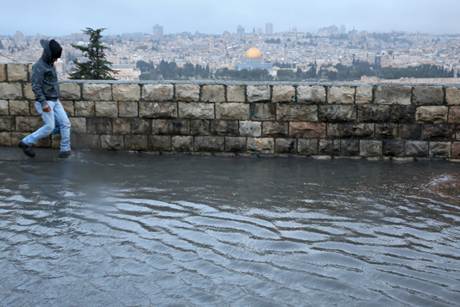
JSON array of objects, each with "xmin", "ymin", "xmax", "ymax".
[
  {"xmin": 153, "ymin": 24, "xmax": 164, "ymax": 39},
  {"xmin": 237, "ymin": 25, "xmax": 245, "ymax": 36},
  {"xmin": 265, "ymin": 23, "xmax": 274, "ymax": 35},
  {"xmin": 237, "ymin": 47, "xmax": 272, "ymax": 71}
]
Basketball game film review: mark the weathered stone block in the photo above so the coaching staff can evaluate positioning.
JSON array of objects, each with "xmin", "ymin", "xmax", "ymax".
[
  {"xmin": 194, "ymin": 136, "xmax": 225, "ymax": 152},
  {"xmin": 87, "ymin": 118, "xmax": 112, "ymax": 134},
  {"xmin": 60, "ymin": 83, "xmax": 81, "ymax": 100},
  {"xmin": 275, "ymin": 138, "xmax": 296, "ymax": 154},
  {"xmin": 399, "ymin": 124, "xmax": 422, "ymax": 139},
  {"xmin": 190, "ymin": 120, "xmax": 211, "ymax": 136},
  {"xmin": 82, "ymin": 83, "xmax": 112, "ymax": 101},
  {"xmin": 139, "ymin": 101, "xmax": 177, "ymax": 118},
  {"xmin": 360, "ymin": 140, "xmax": 382, "ymax": 157},
  {"xmin": 118, "ymin": 101, "xmax": 138, "ymax": 117},
  {"xmin": 340, "ymin": 139, "xmax": 360, "ymax": 156},
  {"xmin": 429, "ymin": 142, "xmax": 451, "ymax": 159},
  {"xmin": 9, "ymin": 100, "xmax": 29, "ymax": 115},
  {"xmin": 124, "ymin": 135, "xmax": 148, "ymax": 151},
  {"xmin": 247, "ymin": 85, "xmax": 270, "ymax": 102},
  {"xmin": 23, "ymin": 83, "xmax": 35, "ymax": 100},
  {"xmin": 7, "ymin": 64, "xmax": 28, "ymax": 81},
  {"xmin": 318, "ymin": 105, "xmax": 355, "ymax": 122},
  {"xmin": 239, "ymin": 121, "xmax": 261, "ymax": 137},
  {"xmin": 448, "ymin": 106, "xmax": 460, "ymax": 123},
  {"xmin": 335, "ymin": 123, "xmax": 374, "ymax": 138},
  {"xmin": 227, "ymin": 85, "xmax": 246, "ymax": 103},
  {"xmin": 0, "ymin": 83, "xmax": 23, "ymax": 99},
  {"xmin": 15, "ymin": 116, "xmax": 41, "ymax": 132},
  {"xmin": 69, "ymin": 117, "xmax": 86, "ymax": 133},
  {"xmin": 375, "ymin": 85, "xmax": 412, "ymax": 105},
  {"xmin": 142, "ymin": 84, "xmax": 174, "ymax": 101},
  {"xmin": 297, "ymin": 139, "xmax": 318, "ymax": 155},
  {"xmin": 415, "ymin": 106, "xmax": 448, "ymax": 123},
  {"xmin": 0, "ymin": 132, "xmax": 11, "ymax": 146},
  {"xmin": 250, "ymin": 103, "xmax": 276, "ymax": 120},
  {"xmin": 172, "ymin": 136, "xmax": 193, "ymax": 151},
  {"xmin": 211, "ymin": 120, "xmax": 239, "ymax": 136},
  {"xmin": 74, "ymin": 101, "xmax": 95, "ymax": 117},
  {"xmin": 383, "ymin": 140, "xmax": 405, "ymax": 157},
  {"xmin": 277, "ymin": 104, "xmax": 318, "ymax": 121},
  {"xmin": 390, "ymin": 105, "xmax": 416, "ymax": 123},
  {"xmin": 178, "ymin": 102, "xmax": 214, "ymax": 119},
  {"xmin": 101, "ymin": 135, "xmax": 124, "ymax": 150},
  {"xmin": 112, "ymin": 118, "xmax": 131, "ymax": 135},
  {"xmin": 130, "ymin": 118, "xmax": 151, "ymax": 134},
  {"xmin": 149, "ymin": 135, "xmax": 171, "ymax": 151},
  {"xmin": 60, "ymin": 100, "xmax": 74, "ymax": 116},
  {"xmin": 262, "ymin": 121, "xmax": 288, "ymax": 137},
  {"xmin": 95, "ymin": 101, "xmax": 118, "ymax": 118},
  {"xmin": 176, "ymin": 84, "xmax": 200, "ymax": 102},
  {"xmin": 375, "ymin": 124, "xmax": 398, "ymax": 139},
  {"xmin": 216, "ymin": 103, "xmax": 249, "ymax": 120},
  {"xmin": 289, "ymin": 122, "xmax": 326, "ymax": 138},
  {"xmin": 297, "ymin": 85, "xmax": 326, "ymax": 103},
  {"xmin": 71, "ymin": 133, "xmax": 99, "ymax": 149},
  {"xmin": 446, "ymin": 87, "xmax": 460, "ymax": 105},
  {"xmin": 112, "ymin": 84, "xmax": 140, "ymax": 101},
  {"xmin": 0, "ymin": 100, "xmax": 9, "ymax": 115},
  {"xmin": 405, "ymin": 141, "xmax": 428, "ymax": 157},
  {"xmin": 413, "ymin": 86, "xmax": 444, "ymax": 105},
  {"xmin": 152, "ymin": 119, "xmax": 189, "ymax": 135},
  {"xmin": 452, "ymin": 142, "xmax": 460, "ymax": 159},
  {"xmin": 225, "ymin": 137, "xmax": 246, "ymax": 152},
  {"xmin": 319, "ymin": 139, "xmax": 341, "ymax": 156},
  {"xmin": 0, "ymin": 64, "xmax": 6, "ymax": 81},
  {"xmin": 272, "ymin": 85, "xmax": 295, "ymax": 103},
  {"xmin": 247, "ymin": 138, "xmax": 274, "ymax": 153},
  {"xmin": 421, "ymin": 124, "xmax": 453, "ymax": 140},
  {"xmin": 327, "ymin": 86, "xmax": 355, "ymax": 104},
  {"xmin": 201, "ymin": 85, "xmax": 225, "ymax": 103},
  {"xmin": 355, "ymin": 86, "xmax": 373, "ymax": 104},
  {"xmin": 357, "ymin": 105, "xmax": 391, "ymax": 122}
]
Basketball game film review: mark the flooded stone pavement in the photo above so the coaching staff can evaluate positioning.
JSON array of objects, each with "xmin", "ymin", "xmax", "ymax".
[{"xmin": 0, "ymin": 148, "xmax": 459, "ymax": 307}]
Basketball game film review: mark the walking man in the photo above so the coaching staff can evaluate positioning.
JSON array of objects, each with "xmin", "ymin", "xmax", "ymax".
[{"xmin": 19, "ymin": 39, "xmax": 71, "ymax": 158}]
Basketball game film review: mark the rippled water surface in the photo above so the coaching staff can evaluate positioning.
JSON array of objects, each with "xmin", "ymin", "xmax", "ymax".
[{"xmin": 0, "ymin": 148, "xmax": 460, "ymax": 306}]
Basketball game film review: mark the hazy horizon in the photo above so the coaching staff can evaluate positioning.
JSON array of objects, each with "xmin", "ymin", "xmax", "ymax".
[{"xmin": 1, "ymin": 0, "xmax": 460, "ymax": 36}]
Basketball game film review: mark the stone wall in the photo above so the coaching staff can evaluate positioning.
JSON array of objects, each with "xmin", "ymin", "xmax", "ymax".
[{"xmin": 0, "ymin": 63, "xmax": 459, "ymax": 161}]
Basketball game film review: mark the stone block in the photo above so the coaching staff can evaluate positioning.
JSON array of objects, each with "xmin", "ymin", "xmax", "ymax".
[
  {"xmin": 277, "ymin": 104, "xmax": 318, "ymax": 121},
  {"xmin": 139, "ymin": 101, "xmax": 177, "ymax": 118},
  {"xmin": 415, "ymin": 106, "xmax": 448, "ymax": 123},
  {"xmin": 335, "ymin": 123, "xmax": 374, "ymax": 138},
  {"xmin": 247, "ymin": 85, "xmax": 270, "ymax": 102},
  {"xmin": 0, "ymin": 83, "xmax": 23, "ymax": 99},
  {"xmin": 0, "ymin": 132, "xmax": 11, "ymax": 146},
  {"xmin": 413, "ymin": 86, "xmax": 444, "ymax": 105},
  {"xmin": 319, "ymin": 139, "xmax": 341, "ymax": 156},
  {"xmin": 375, "ymin": 124, "xmax": 398, "ymax": 139},
  {"xmin": 375, "ymin": 85, "xmax": 412, "ymax": 105},
  {"xmin": 201, "ymin": 85, "xmax": 225, "ymax": 103},
  {"xmin": 383, "ymin": 140, "xmax": 405, "ymax": 157},
  {"xmin": 360, "ymin": 140, "xmax": 382, "ymax": 157},
  {"xmin": 95, "ymin": 101, "xmax": 118, "ymax": 118},
  {"xmin": 327, "ymin": 86, "xmax": 355, "ymax": 104},
  {"xmin": 87, "ymin": 118, "xmax": 112, "ymax": 134},
  {"xmin": 23, "ymin": 83, "xmax": 35, "ymax": 100},
  {"xmin": 130, "ymin": 118, "xmax": 151, "ymax": 134},
  {"xmin": 176, "ymin": 84, "xmax": 200, "ymax": 102},
  {"xmin": 399, "ymin": 124, "xmax": 422, "ymax": 139},
  {"xmin": 61, "ymin": 100, "xmax": 75, "ymax": 116},
  {"xmin": 149, "ymin": 135, "xmax": 172, "ymax": 151},
  {"xmin": 124, "ymin": 135, "xmax": 148, "ymax": 151},
  {"xmin": 448, "ymin": 106, "xmax": 460, "ymax": 123},
  {"xmin": 216, "ymin": 103, "xmax": 249, "ymax": 120},
  {"xmin": 289, "ymin": 122, "xmax": 326, "ymax": 138},
  {"xmin": 318, "ymin": 105, "xmax": 355, "ymax": 122},
  {"xmin": 275, "ymin": 138, "xmax": 296, "ymax": 154},
  {"xmin": 0, "ymin": 100, "xmax": 8, "ymax": 115},
  {"xmin": 190, "ymin": 120, "xmax": 211, "ymax": 136},
  {"xmin": 390, "ymin": 105, "xmax": 416, "ymax": 123},
  {"xmin": 340, "ymin": 139, "xmax": 360, "ymax": 156},
  {"xmin": 142, "ymin": 84, "xmax": 174, "ymax": 101},
  {"xmin": 247, "ymin": 138, "xmax": 274, "ymax": 153},
  {"xmin": 272, "ymin": 85, "xmax": 295, "ymax": 102},
  {"xmin": 152, "ymin": 119, "xmax": 189, "ymax": 135},
  {"xmin": 357, "ymin": 105, "xmax": 391, "ymax": 122},
  {"xmin": 297, "ymin": 85, "xmax": 326, "ymax": 103},
  {"xmin": 112, "ymin": 118, "xmax": 131, "ymax": 135},
  {"xmin": 172, "ymin": 136, "xmax": 193, "ymax": 151},
  {"xmin": 15, "ymin": 116, "xmax": 41, "ymax": 132},
  {"xmin": 0, "ymin": 64, "xmax": 6, "ymax": 81},
  {"xmin": 112, "ymin": 84, "xmax": 140, "ymax": 101},
  {"xmin": 9, "ymin": 100, "xmax": 29, "ymax": 115},
  {"xmin": 297, "ymin": 139, "xmax": 318, "ymax": 155},
  {"xmin": 421, "ymin": 124, "xmax": 453, "ymax": 140},
  {"xmin": 227, "ymin": 85, "xmax": 246, "ymax": 102},
  {"xmin": 405, "ymin": 141, "xmax": 428, "ymax": 157},
  {"xmin": 211, "ymin": 120, "xmax": 238, "ymax": 136},
  {"xmin": 101, "ymin": 135, "xmax": 124, "ymax": 150},
  {"xmin": 82, "ymin": 83, "xmax": 112, "ymax": 101},
  {"xmin": 225, "ymin": 137, "xmax": 247, "ymax": 152},
  {"xmin": 355, "ymin": 86, "xmax": 373, "ymax": 104},
  {"xmin": 7, "ymin": 64, "xmax": 28, "ymax": 81},
  {"xmin": 194, "ymin": 136, "xmax": 225, "ymax": 152},
  {"xmin": 178, "ymin": 102, "xmax": 214, "ymax": 119},
  {"xmin": 71, "ymin": 133, "xmax": 100, "ymax": 149},
  {"xmin": 69, "ymin": 117, "xmax": 86, "ymax": 133},
  {"xmin": 262, "ymin": 121, "xmax": 288, "ymax": 137},
  {"xmin": 118, "ymin": 101, "xmax": 138, "ymax": 117},
  {"xmin": 74, "ymin": 101, "xmax": 95, "ymax": 117},
  {"xmin": 250, "ymin": 103, "xmax": 276, "ymax": 120},
  {"xmin": 60, "ymin": 83, "xmax": 81, "ymax": 100},
  {"xmin": 446, "ymin": 87, "xmax": 460, "ymax": 105},
  {"xmin": 239, "ymin": 121, "xmax": 261, "ymax": 137},
  {"xmin": 429, "ymin": 142, "xmax": 451, "ymax": 159},
  {"xmin": 451, "ymin": 142, "xmax": 460, "ymax": 159}
]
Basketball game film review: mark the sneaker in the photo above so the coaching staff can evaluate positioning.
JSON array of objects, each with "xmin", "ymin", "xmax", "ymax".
[
  {"xmin": 18, "ymin": 141, "xmax": 36, "ymax": 158},
  {"xmin": 58, "ymin": 151, "xmax": 71, "ymax": 159}
]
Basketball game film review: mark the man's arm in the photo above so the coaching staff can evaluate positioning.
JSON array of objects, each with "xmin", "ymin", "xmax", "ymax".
[{"xmin": 31, "ymin": 65, "xmax": 50, "ymax": 112}]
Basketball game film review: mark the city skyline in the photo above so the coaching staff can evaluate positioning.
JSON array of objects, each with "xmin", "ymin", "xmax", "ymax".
[{"xmin": 1, "ymin": 0, "xmax": 460, "ymax": 36}]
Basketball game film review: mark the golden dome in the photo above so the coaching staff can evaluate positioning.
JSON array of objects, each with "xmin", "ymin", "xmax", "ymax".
[{"xmin": 245, "ymin": 47, "xmax": 263, "ymax": 59}]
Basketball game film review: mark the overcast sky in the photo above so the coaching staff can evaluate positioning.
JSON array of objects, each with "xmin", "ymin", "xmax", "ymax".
[{"xmin": 1, "ymin": 0, "xmax": 459, "ymax": 35}]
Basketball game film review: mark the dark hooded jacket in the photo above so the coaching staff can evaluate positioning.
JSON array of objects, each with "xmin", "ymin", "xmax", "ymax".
[{"xmin": 31, "ymin": 39, "xmax": 60, "ymax": 105}]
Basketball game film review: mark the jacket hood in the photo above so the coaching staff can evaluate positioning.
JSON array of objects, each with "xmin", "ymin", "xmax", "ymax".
[{"xmin": 40, "ymin": 39, "xmax": 53, "ymax": 64}]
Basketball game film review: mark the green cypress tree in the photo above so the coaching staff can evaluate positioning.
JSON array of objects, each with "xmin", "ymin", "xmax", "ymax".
[{"xmin": 69, "ymin": 27, "xmax": 116, "ymax": 80}]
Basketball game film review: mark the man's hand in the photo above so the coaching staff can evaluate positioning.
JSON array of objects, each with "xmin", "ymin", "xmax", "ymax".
[{"xmin": 42, "ymin": 103, "xmax": 51, "ymax": 113}]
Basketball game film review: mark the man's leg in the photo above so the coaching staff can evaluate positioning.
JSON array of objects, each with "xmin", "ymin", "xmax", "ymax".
[{"xmin": 53, "ymin": 100, "xmax": 71, "ymax": 154}]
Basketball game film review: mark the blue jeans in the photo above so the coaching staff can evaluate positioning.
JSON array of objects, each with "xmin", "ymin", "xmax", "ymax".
[{"xmin": 22, "ymin": 100, "xmax": 71, "ymax": 152}]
